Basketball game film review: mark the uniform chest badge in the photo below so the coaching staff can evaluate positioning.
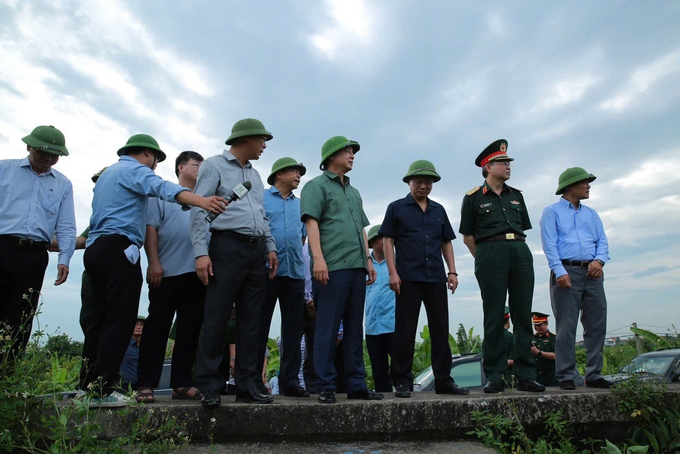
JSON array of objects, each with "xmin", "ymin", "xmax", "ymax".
[
  {"xmin": 510, "ymin": 200, "xmax": 520, "ymax": 205},
  {"xmin": 480, "ymin": 203, "xmax": 492, "ymax": 209}
]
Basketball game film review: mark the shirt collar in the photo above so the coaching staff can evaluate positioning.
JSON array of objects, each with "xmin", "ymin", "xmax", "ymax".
[
  {"xmin": 223, "ymin": 149, "xmax": 252, "ymax": 168},
  {"xmin": 481, "ymin": 181, "xmax": 510, "ymax": 195},
  {"xmin": 559, "ymin": 196, "xmax": 580, "ymax": 211},
  {"xmin": 20, "ymin": 156, "xmax": 55, "ymax": 177},
  {"xmin": 268, "ymin": 186, "xmax": 296, "ymax": 199},
  {"xmin": 405, "ymin": 192, "xmax": 434, "ymax": 207},
  {"xmin": 323, "ymin": 170, "xmax": 350, "ymax": 185},
  {"xmin": 370, "ymin": 251, "xmax": 385, "ymax": 264}
]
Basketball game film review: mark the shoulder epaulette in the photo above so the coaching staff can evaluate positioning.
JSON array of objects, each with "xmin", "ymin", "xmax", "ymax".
[
  {"xmin": 507, "ymin": 185, "xmax": 522, "ymax": 192},
  {"xmin": 466, "ymin": 186, "xmax": 481, "ymax": 196}
]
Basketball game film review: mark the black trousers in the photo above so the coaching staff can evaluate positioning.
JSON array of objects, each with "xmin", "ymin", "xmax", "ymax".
[
  {"xmin": 366, "ymin": 333, "xmax": 393, "ymax": 392},
  {"xmin": 256, "ymin": 276, "xmax": 305, "ymax": 392},
  {"xmin": 138, "ymin": 272, "xmax": 205, "ymax": 389},
  {"xmin": 302, "ymin": 307, "xmax": 317, "ymax": 392},
  {"xmin": 0, "ymin": 236, "xmax": 48, "ymax": 362},
  {"xmin": 195, "ymin": 232, "xmax": 266, "ymax": 394},
  {"xmin": 390, "ymin": 281, "xmax": 454, "ymax": 391},
  {"xmin": 80, "ymin": 235, "xmax": 142, "ymax": 395}
]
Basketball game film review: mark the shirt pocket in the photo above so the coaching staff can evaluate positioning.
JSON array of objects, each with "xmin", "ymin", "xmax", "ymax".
[
  {"xmin": 41, "ymin": 189, "xmax": 60, "ymax": 215},
  {"xmin": 476, "ymin": 203, "xmax": 499, "ymax": 229}
]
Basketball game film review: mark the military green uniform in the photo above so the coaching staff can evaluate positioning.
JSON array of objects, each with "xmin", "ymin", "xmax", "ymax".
[
  {"xmin": 460, "ymin": 180, "xmax": 537, "ymax": 384},
  {"xmin": 533, "ymin": 331, "xmax": 557, "ymax": 386},
  {"xmin": 502, "ymin": 329, "xmax": 515, "ymax": 387}
]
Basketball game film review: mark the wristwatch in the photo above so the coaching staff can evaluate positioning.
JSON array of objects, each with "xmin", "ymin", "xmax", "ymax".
[
  {"xmin": 596, "ymin": 259, "xmax": 605, "ymax": 266},
  {"xmin": 537, "ymin": 351, "xmax": 543, "ymax": 357}
]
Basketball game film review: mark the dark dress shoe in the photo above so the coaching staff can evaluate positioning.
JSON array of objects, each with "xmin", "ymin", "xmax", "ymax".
[
  {"xmin": 436, "ymin": 383, "xmax": 470, "ymax": 395},
  {"xmin": 201, "ymin": 391, "xmax": 221, "ymax": 409},
  {"xmin": 484, "ymin": 381, "xmax": 504, "ymax": 394},
  {"xmin": 318, "ymin": 388, "xmax": 336, "ymax": 403},
  {"xmin": 586, "ymin": 378, "xmax": 614, "ymax": 389},
  {"xmin": 283, "ymin": 385, "xmax": 310, "ymax": 397},
  {"xmin": 394, "ymin": 384, "xmax": 411, "ymax": 398},
  {"xmin": 517, "ymin": 379, "xmax": 546, "ymax": 392},
  {"xmin": 256, "ymin": 381, "xmax": 269, "ymax": 395},
  {"xmin": 559, "ymin": 380, "xmax": 576, "ymax": 390},
  {"xmin": 235, "ymin": 387, "xmax": 274, "ymax": 404},
  {"xmin": 347, "ymin": 388, "xmax": 384, "ymax": 400}
]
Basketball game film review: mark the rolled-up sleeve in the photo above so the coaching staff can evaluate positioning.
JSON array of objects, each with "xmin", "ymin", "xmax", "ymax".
[
  {"xmin": 540, "ymin": 206, "xmax": 566, "ymax": 278},
  {"xmin": 55, "ymin": 181, "xmax": 76, "ymax": 267},
  {"xmin": 125, "ymin": 166, "xmax": 188, "ymax": 202}
]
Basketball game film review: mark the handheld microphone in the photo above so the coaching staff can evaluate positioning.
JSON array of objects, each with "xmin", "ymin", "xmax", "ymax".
[{"xmin": 206, "ymin": 181, "xmax": 252, "ymax": 223}]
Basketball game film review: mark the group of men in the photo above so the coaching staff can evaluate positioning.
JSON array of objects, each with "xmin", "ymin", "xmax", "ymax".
[{"xmin": 0, "ymin": 122, "xmax": 612, "ymax": 409}]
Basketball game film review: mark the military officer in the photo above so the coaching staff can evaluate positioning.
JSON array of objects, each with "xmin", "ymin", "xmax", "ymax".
[
  {"xmin": 0, "ymin": 125, "xmax": 76, "ymax": 361},
  {"xmin": 459, "ymin": 139, "xmax": 544, "ymax": 393},
  {"xmin": 531, "ymin": 312, "xmax": 557, "ymax": 387},
  {"xmin": 502, "ymin": 306, "xmax": 515, "ymax": 388}
]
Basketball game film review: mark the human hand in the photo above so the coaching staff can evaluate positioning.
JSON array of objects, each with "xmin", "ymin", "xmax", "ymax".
[
  {"xmin": 366, "ymin": 261, "xmax": 377, "ymax": 285},
  {"xmin": 531, "ymin": 345, "xmax": 540, "ymax": 355},
  {"xmin": 48, "ymin": 239, "xmax": 60, "ymax": 253},
  {"xmin": 267, "ymin": 252, "xmax": 278, "ymax": 279},
  {"xmin": 305, "ymin": 300, "xmax": 317, "ymax": 318},
  {"xmin": 196, "ymin": 256, "xmax": 213, "ymax": 285},
  {"xmin": 200, "ymin": 195, "xmax": 227, "ymax": 215},
  {"xmin": 556, "ymin": 274, "xmax": 572, "ymax": 288},
  {"xmin": 54, "ymin": 265, "xmax": 69, "ymax": 285},
  {"xmin": 147, "ymin": 261, "xmax": 163, "ymax": 288},
  {"xmin": 313, "ymin": 256, "xmax": 329, "ymax": 286},
  {"xmin": 447, "ymin": 274, "xmax": 459, "ymax": 294},
  {"xmin": 389, "ymin": 272, "xmax": 402, "ymax": 296},
  {"xmin": 586, "ymin": 260, "xmax": 603, "ymax": 279}
]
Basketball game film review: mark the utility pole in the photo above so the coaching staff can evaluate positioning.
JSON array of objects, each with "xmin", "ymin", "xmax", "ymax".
[{"xmin": 632, "ymin": 322, "xmax": 643, "ymax": 355}]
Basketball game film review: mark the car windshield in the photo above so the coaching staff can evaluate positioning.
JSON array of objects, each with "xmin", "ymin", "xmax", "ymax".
[{"xmin": 621, "ymin": 354, "xmax": 675, "ymax": 376}]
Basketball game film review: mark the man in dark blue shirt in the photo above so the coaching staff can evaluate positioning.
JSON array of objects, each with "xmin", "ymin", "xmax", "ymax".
[{"xmin": 379, "ymin": 160, "xmax": 468, "ymax": 397}]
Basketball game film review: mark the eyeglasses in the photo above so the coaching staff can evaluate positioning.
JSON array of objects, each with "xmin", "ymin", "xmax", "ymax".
[
  {"xmin": 492, "ymin": 161, "xmax": 512, "ymax": 167},
  {"xmin": 187, "ymin": 163, "xmax": 201, "ymax": 168}
]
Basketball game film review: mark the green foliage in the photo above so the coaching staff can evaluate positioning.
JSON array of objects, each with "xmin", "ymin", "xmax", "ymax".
[
  {"xmin": 44, "ymin": 333, "xmax": 83, "ymax": 358},
  {"xmin": 613, "ymin": 375, "xmax": 680, "ymax": 453},
  {"xmin": 0, "ymin": 302, "xmax": 187, "ymax": 453},
  {"xmin": 467, "ymin": 405, "xmax": 596, "ymax": 453},
  {"xmin": 456, "ymin": 323, "xmax": 481, "ymax": 354},
  {"xmin": 630, "ymin": 327, "xmax": 678, "ymax": 350}
]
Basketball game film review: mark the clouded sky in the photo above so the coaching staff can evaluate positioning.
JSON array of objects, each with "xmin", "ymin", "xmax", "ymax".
[{"xmin": 2, "ymin": 0, "xmax": 678, "ymax": 343}]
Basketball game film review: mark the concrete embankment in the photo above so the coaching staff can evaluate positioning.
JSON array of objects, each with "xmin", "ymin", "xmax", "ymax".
[{"xmin": 84, "ymin": 384, "xmax": 680, "ymax": 443}]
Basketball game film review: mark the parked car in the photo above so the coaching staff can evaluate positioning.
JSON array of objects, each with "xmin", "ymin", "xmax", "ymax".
[
  {"xmin": 413, "ymin": 351, "xmax": 585, "ymax": 391},
  {"xmin": 604, "ymin": 348, "xmax": 680, "ymax": 384}
]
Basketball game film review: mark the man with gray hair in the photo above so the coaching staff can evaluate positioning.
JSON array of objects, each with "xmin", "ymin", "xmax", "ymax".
[{"xmin": 540, "ymin": 167, "xmax": 612, "ymax": 390}]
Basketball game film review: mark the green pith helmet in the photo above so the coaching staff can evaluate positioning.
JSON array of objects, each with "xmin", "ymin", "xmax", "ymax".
[
  {"xmin": 367, "ymin": 224, "xmax": 382, "ymax": 244},
  {"xmin": 22, "ymin": 125, "xmax": 69, "ymax": 156},
  {"xmin": 403, "ymin": 159, "xmax": 441, "ymax": 183},
  {"xmin": 225, "ymin": 118, "xmax": 273, "ymax": 145},
  {"xmin": 320, "ymin": 136, "xmax": 360, "ymax": 170},
  {"xmin": 267, "ymin": 157, "xmax": 306, "ymax": 185},
  {"xmin": 556, "ymin": 167, "xmax": 596, "ymax": 195},
  {"xmin": 117, "ymin": 134, "xmax": 167, "ymax": 163},
  {"xmin": 91, "ymin": 166, "xmax": 109, "ymax": 183}
]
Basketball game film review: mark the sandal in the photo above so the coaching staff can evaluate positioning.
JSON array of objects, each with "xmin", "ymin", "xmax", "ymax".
[
  {"xmin": 136, "ymin": 387, "xmax": 155, "ymax": 403},
  {"xmin": 172, "ymin": 386, "xmax": 203, "ymax": 400}
]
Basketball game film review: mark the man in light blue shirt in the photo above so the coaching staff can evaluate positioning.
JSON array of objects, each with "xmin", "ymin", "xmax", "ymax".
[
  {"xmin": 0, "ymin": 125, "xmax": 75, "ymax": 360},
  {"xmin": 80, "ymin": 134, "xmax": 226, "ymax": 407},
  {"xmin": 257, "ymin": 157, "xmax": 309, "ymax": 397},
  {"xmin": 540, "ymin": 167, "xmax": 612, "ymax": 391},
  {"xmin": 136, "ymin": 151, "xmax": 208, "ymax": 403},
  {"xmin": 364, "ymin": 224, "xmax": 395, "ymax": 393}
]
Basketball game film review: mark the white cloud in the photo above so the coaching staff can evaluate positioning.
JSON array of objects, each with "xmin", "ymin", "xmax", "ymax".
[
  {"xmin": 486, "ymin": 12, "xmax": 506, "ymax": 37},
  {"xmin": 601, "ymin": 48, "xmax": 680, "ymax": 112},
  {"xmin": 309, "ymin": 0, "xmax": 373, "ymax": 59}
]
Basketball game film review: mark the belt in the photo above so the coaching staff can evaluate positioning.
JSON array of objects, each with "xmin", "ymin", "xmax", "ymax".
[
  {"xmin": 0, "ymin": 235, "xmax": 49, "ymax": 249},
  {"xmin": 218, "ymin": 230, "xmax": 266, "ymax": 246},
  {"xmin": 479, "ymin": 233, "xmax": 526, "ymax": 242},
  {"xmin": 561, "ymin": 259, "xmax": 592, "ymax": 267}
]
